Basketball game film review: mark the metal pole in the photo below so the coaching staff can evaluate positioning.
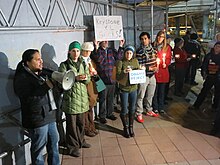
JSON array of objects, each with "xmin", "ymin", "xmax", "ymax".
[
  {"xmin": 165, "ymin": 0, "xmax": 169, "ymax": 32},
  {"xmin": 215, "ymin": 0, "xmax": 218, "ymax": 36},
  {"xmin": 134, "ymin": 0, "xmax": 137, "ymax": 48},
  {"xmin": 151, "ymin": 0, "xmax": 154, "ymax": 38},
  {"xmin": 185, "ymin": 0, "xmax": 188, "ymax": 31}
]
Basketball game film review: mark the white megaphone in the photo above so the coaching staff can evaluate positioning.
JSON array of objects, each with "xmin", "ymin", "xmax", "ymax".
[{"xmin": 51, "ymin": 70, "xmax": 75, "ymax": 90}]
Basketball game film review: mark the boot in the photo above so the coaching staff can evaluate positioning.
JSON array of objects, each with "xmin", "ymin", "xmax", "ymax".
[
  {"xmin": 129, "ymin": 113, "xmax": 135, "ymax": 137},
  {"xmin": 120, "ymin": 114, "xmax": 130, "ymax": 138}
]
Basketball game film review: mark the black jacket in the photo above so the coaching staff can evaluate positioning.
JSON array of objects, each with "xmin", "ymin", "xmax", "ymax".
[
  {"xmin": 201, "ymin": 50, "xmax": 220, "ymax": 78},
  {"xmin": 14, "ymin": 62, "xmax": 56, "ymax": 129}
]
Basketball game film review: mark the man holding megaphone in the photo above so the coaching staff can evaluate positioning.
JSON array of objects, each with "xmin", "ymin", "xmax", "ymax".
[{"xmin": 14, "ymin": 49, "xmax": 60, "ymax": 165}]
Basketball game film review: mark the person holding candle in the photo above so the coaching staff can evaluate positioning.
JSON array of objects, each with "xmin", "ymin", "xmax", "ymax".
[
  {"xmin": 173, "ymin": 37, "xmax": 190, "ymax": 97},
  {"xmin": 116, "ymin": 45, "xmax": 139, "ymax": 138},
  {"xmin": 184, "ymin": 33, "xmax": 201, "ymax": 85},
  {"xmin": 152, "ymin": 30, "xmax": 172, "ymax": 114}
]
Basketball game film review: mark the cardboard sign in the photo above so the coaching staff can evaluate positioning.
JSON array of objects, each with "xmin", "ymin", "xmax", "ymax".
[
  {"xmin": 93, "ymin": 16, "xmax": 124, "ymax": 41},
  {"xmin": 129, "ymin": 70, "xmax": 146, "ymax": 84}
]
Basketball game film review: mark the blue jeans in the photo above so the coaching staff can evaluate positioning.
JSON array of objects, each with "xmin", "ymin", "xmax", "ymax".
[
  {"xmin": 98, "ymin": 84, "xmax": 115, "ymax": 118},
  {"xmin": 153, "ymin": 83, "xmax": 166, "ymax": 111},
  {"xmin": 120, "ymin": 89, "xmax": 137, "ymax": 115},
  {"xmin": 28, "ymin": 122, "xmax": 60, "ymax": 165}
]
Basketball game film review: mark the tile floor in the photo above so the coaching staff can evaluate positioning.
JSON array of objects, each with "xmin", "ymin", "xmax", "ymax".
[
  {"xmin": 59, "ymin": 73, "xmax": 220, "ymax": 165},
  {"xmin": 60, "ymin": 112, "xmax": 220, "ymax": 165}
]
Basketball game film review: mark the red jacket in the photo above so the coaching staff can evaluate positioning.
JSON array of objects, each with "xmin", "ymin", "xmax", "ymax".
[
  {"xmin": 155, "ymin": 45, "xmax": 172, "ymax": 83},
  {"xmin": 173, "ymin": 47, "xmax": 189, "ymax": 69}
]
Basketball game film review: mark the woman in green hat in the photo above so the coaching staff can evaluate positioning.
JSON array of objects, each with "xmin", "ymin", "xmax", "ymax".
[{"xmin": 58, "ymin": 41, "xmax": 91, "ymax": 157}]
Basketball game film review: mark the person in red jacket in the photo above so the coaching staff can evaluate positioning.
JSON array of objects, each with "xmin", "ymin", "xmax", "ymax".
[
  {"xmin": 152, "ymin": 30, "xmax": 172, "ymax": 114},
  {"xmin": 173, "ymin": 38, "xmax": 190, "ymax": 96}
]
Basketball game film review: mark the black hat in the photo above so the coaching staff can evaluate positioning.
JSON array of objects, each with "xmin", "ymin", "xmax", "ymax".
[
  {"xmin": 174, "ymin": 38, "xmax": 184, "ymax": 47},
  {"xmin": 190, "ymin": 33, "xmax": 198, "ymax": 40}
]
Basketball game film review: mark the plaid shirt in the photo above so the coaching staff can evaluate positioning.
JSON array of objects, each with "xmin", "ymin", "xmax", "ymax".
[
  {"xmin": 136, "ymin": 44, "xmax": 157, "ymax": 76},
  {"xmin": 91, "ymin": 46, "xmax": 124, "ymax": 84}
]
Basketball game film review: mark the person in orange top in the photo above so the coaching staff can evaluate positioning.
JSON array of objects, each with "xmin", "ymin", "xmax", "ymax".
[{"xmin": 152, "ymin": 30, "xmax": 172, "ymax": 114}]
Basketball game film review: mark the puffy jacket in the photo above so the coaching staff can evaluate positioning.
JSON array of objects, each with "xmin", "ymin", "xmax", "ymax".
[
  {"xmin": 59, "ymin": 57, "xmax": 90, "ymax": 114},
  {"xmin": 13, "ymin": 62, "xmax": 56, "ymax": 129}
]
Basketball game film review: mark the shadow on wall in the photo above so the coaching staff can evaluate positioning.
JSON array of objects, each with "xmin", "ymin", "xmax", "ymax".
[
  {"xmin": 41, "ymin": 43, "xmax": 58, "ymax": 70},
  {"xmin": 0, "ymin": 52, "xmax": 27, "ymax": 165}
]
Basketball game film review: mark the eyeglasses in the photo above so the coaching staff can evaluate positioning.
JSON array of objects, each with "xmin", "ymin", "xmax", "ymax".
[{"xmin": 158, "ymin": 35, "xmax": 165, "ymax": 38}]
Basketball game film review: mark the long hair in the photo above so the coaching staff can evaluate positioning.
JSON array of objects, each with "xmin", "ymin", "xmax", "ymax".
[
  {"xmin": 15, "ymin": 49, "xmax": 39, "ymax": 75},
  {"xmin": 154, "ymin": 30, "xmax": 168, "ymax": 51}
]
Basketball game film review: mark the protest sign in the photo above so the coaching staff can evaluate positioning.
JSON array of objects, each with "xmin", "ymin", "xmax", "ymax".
[
  {"xmin": 93, "ymin": 16, "xmax": 123, "ymax": 41},
  {"xmin": 129, "ymin": 70, "xmax": 146, "ymax": 84}
]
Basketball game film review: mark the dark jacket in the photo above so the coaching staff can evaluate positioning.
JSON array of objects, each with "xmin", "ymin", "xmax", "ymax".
[
  {"xmin": 201, "ymin": 50, "xmax": 220, "ymax": 78},
  {"xmin": 14, "ymin": 62, "xmax": 56, "ymax": 129}
]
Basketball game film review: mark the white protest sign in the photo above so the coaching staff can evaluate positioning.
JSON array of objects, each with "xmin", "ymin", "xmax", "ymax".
[
  {"xmin": 93, "ymin": 16, "xmax": 124, "ymax": 41},
  {"xmin": 129, "ymin": 70, "xmax": 146, "ymax": 84}
]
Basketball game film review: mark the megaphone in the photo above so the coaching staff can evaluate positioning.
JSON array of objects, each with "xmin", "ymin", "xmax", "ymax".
[{"xmin": 51, "ymin": 70, "xmax": 75, "ymax": 90}]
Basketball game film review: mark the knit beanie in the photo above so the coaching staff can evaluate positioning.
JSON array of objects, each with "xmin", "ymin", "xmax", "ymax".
[
  {"xmin": 124, "ymin": 45, "xmax": 135, "ymax": 53},
  {"xmin": 68, "ymin": 41, "xmax": 81, "ymax": 51}
]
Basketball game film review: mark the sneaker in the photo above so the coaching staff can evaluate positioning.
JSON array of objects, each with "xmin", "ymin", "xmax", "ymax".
[
  {"xmin": 153, "ymin": 110, "xmax": 159, "ymax": 114},
  {"xmin": 146, "ymin": 111, "xmax": 159, "ymax": 117},
  {"xmin": 82, "ymin": 142, "xmax": 91, "ymax": 148},
  {"xmin": 137, "ymin": 115, "xmax": 144, "ymax": 123},
  {"xmin": 106, "ymin": 114, "xmax": 117, "ymax": 120},
  {"xmin": 69, "ymin": 149, "xmax": 80, "ymax": 157},
  {"xmin": 160, "ymin": 110, "xmax": 165, "ymax": 114},
  {"xmin": 85, "ymin": 131, "xmax": 96, "ymax": 137},
  {"xmin": 99, "ymin": 118, "xmax": 107, "ymax": 124}
]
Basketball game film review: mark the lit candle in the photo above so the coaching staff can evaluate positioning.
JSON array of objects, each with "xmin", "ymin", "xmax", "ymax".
[
  {"xmin": 156, "ymin": 58, "xmax": 160, "ymax": 65},
  {"xmin": 175, "ymin": 54, "xmax": 180, "ymax": 58},
  {"xmin": 162, "ymin": 53, "xmax": 166, "ymax": 64},
  {"xmin": 192, "ymin": 54, "xmax": 196, "ymax": 58}
]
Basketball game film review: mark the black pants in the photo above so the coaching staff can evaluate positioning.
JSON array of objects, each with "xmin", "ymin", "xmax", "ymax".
[
  {"xmin": 194, "ymin": 76, "xmax": 220, "ymax": 108},
  {"xmin": 65, "ymin": 113, "xmax": 85, "ymax": 152},
  {"xmin": 185, "ymin": 59, "xmax": 199, "ymax": 83}
]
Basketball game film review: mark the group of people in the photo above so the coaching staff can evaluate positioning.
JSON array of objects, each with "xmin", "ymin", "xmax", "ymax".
[{"xmin": 13, "ymin": 29, "xmax": 220, "ymax": 164}]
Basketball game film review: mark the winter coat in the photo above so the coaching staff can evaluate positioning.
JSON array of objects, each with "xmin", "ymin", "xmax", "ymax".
[
  {"xmin": 13, "ymin": 62, "xmax": 56, "ymax": 129},
  {"xmin": 154, "ymin": 45, "xmax": 172, "ymax": 83},
  {"xmin": 59, "ymin": 57, "xmax": 90, "ymax": 114}
]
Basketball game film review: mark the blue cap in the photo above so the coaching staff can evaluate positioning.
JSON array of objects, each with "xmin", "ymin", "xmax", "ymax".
[{"xmin": 124, "ymin": 45, "xmax": 135, "ymax": 53}]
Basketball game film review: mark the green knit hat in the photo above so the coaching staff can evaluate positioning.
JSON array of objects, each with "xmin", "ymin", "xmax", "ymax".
[{"xmin": 68, "ymin": 41, "xmax": 81, "ymax": 51}]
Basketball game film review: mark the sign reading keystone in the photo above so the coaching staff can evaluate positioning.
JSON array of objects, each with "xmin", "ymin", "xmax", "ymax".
[{"xmin": 93, "ymin": 16, "xmax": 124, "ymax": 41}]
